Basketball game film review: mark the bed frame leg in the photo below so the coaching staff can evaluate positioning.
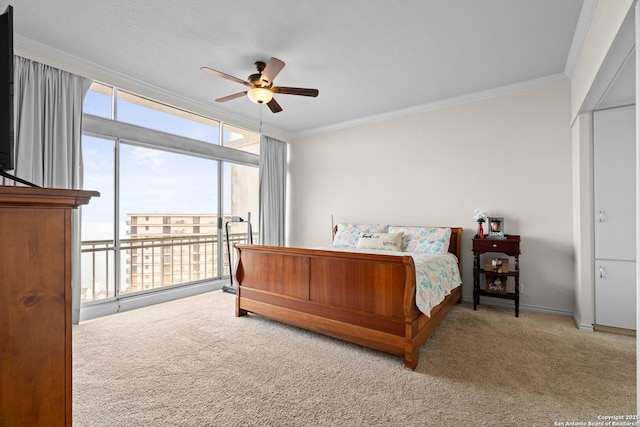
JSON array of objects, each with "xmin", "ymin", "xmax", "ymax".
[
  {"xmin": 404, "ymin": 347, "xmax": 419, "ymax": 370},
  {"xmin": 235, "ymin": 298, "xmax": 248, "ymax": 317}
]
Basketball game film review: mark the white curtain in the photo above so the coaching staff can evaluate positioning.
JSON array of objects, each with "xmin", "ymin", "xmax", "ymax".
[
  {"xmin": 259, "ymin": 135, "xmax": 287, "ymax": 246},
  {"xmin": 13, "ymin": 56, "xmax": 91, "ymax": 324}
]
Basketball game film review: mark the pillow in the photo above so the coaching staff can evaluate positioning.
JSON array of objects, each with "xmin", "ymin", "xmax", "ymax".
[
  {"xmin": 356, "ymin": 232, "xmax": 403, "ymax": 251},
  {"xmin": 388, "ymin": 226, "xmax": 452, "ymax": 254},
  {"xmin": 332, "ymin": 223, "xmax": 389, "ymax": 247}
]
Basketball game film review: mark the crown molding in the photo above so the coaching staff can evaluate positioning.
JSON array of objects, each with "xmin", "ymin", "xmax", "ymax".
[
  {"xmin": 14, "ymin": 35, "xmax": 292, "ymax": 142},
  {"xmin": 12, "ymin": 33, "xmax": 570, "ymax": 143},
  {"xmin": 564, "ymin": 0, "xmax": 598, "ymax": 78},
  {"xmin": 293, "ymin": 73, "xmax": 569, "ymax": 139}
]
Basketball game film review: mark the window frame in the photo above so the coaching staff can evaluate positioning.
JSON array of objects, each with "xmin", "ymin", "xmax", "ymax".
[{"xmin": 81, "ymin": 82, "xmax": 260, "ymax": 308}]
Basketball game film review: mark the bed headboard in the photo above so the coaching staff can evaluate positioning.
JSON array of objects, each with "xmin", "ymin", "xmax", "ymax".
[{"xmin": 448, "ymin": 227, "xmax": 462, "ymax": 260}]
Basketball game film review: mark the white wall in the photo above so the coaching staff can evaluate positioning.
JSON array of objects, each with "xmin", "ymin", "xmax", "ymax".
[{"xmin": 289, "ymin": 80, "xmax": 574, "ymax": 313}]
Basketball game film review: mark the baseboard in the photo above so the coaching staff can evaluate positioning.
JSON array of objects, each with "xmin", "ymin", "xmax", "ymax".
[
  {"xmin": 79, "ymin": 279, "xmax": 227, "ymax": 322},
  {"xmin": 593, "ymin": 324, "xmax": 636, "ymax": 337},
  {"xmin": 460, "ymin": 295, "xmax": 573, "ymax": 317},
  {"xmin": 573, "ymin": 313, "xmax": 594, "ymax": 332}
]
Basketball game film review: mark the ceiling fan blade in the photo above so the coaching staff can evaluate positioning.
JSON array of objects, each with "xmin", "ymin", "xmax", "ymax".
[
  {"xmin": 272, "ymin": 86, "xmax": 319, "ymax": 97},
  {"xmin": 267, "ymin": 97, "xmax": 283, "ymax": 113},
  {"xmin": 260, "ymin": 57, "xmax": 285, "ymax": 86},
  {"xmin": 215, "ymin": 91, "xmax": 247, "ymax": 102},
  {"xmin": 201, "ymin": 67, "xmax": 252, "ymax": 88}
]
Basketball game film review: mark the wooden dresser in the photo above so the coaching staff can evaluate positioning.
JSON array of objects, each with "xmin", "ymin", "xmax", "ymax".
[{"xmin": 0, "ymin": 186, "xmax": 97, "ymax": 426}]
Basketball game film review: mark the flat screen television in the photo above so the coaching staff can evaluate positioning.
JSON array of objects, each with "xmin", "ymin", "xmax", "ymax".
[{"xmin": 0, "ymin": 5, "xmax": 13, "ymax": 172}]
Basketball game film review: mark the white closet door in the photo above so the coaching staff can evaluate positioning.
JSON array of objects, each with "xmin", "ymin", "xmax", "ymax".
[
  {"xmin": 593, "ymin": 105, "xmax": 636, "ymax": 261},
  {"xmin": 595, "ymin": 260, "xmax": 636, "ymax": 330},
  {"xmin": 593, "ymin": 105, "xmax": 636, "ymax": 330}
]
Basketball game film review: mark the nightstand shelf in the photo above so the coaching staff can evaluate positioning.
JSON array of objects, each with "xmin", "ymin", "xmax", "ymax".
[
  {"xmin": 472, "ymin": 235, "xmax": 521, "ymax": 317},
  {"xmin": 477, "ymin": 269, "xmax": 518, "ymax": 277},
  {"xmin": 476, "ymin": 289, "xmax": 517, "ymax": 300}
]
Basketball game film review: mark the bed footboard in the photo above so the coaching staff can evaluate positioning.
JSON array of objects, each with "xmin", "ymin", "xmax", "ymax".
[{"xmin": 234, "ymin": 242, "xmax": 461, "ymax": 369}]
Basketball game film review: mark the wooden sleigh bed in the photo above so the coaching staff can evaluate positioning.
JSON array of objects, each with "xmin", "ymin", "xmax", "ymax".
[{"xmin": 233, "ymin": 226, "xmax": 463, "ymax": 370}]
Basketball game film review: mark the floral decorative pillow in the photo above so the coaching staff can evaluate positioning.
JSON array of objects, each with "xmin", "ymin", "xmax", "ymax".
[
  {"xmin": 388, "ymin": 226, "xmax": 452, "ymax": 254},
  {"xmin": 332, "ymin": 224, "xmax": 389, "ymax": 247}
]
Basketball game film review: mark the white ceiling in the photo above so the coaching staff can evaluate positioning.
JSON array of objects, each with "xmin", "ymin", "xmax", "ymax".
[{"xmin": 3, "ymin": 0, "xmax": 584, "ymax": 137}]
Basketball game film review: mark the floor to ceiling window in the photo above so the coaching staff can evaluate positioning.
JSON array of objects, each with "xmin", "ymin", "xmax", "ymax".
[
  {"xmin": 80, "ymin": 82, "xmax": 259, "ymax": 307},
  {"xmin": 80, "ymin": 135, "xmax": 116, "ymax": 301}
]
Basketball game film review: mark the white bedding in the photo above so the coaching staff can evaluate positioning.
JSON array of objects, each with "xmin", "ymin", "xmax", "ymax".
[{"xmin": 318, "ymin": 246, "xmax": 462, "ymax": 316}]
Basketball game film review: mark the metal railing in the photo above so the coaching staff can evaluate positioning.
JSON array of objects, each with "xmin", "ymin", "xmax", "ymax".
[{"xmin": 81, "ymin": 232, "xmax": 255, "ymax": 303}]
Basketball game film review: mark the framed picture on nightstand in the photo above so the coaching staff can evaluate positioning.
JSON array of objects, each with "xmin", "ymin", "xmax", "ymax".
[
  {"xmin": 487, "ymin": 217, "xmax": 505, "ymax": 239},
  {"xmin": 484, "ymin": 257, "xmax": 509, "ymax": 273}
]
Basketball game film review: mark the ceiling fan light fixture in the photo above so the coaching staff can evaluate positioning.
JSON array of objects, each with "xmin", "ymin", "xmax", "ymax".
[
  {"xmin": 203, "ymin": 57, "xmax": 318, "ymax": 113},
  {"xmin": 247, "ymin": 87, "xmax": 273, "ymax": 104}
]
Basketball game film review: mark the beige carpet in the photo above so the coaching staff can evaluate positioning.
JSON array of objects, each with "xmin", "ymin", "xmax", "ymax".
[{"xmin": 73, "ymin": 291, "xmax": 636, "ymax": 426}]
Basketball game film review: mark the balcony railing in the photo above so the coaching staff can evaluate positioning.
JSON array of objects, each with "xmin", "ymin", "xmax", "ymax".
[{"xmin": 81, "ymin": 232, "xmax": 254, "ymax": 304}]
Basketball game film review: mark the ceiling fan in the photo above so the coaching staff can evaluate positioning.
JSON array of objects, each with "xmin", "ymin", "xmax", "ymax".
[{"xmin": 200, "ymin": 57, "xmax": 319, "ymax": 113}]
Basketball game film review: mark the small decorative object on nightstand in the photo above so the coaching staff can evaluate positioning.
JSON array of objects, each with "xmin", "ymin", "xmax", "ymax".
[
  {"xmin": 474, "ymin": 209, "xmax": 487, "ymax": 239},
  {"xmin": 472, "ymin": 234, "xmax": 521, "ymax": 317}
]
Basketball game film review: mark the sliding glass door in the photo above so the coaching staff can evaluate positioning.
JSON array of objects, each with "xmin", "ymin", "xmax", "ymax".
[
  {"xmin": 221, "ymin": 161, "xmax": 259, "ymax": 277},
  {"xmin": 118, "ymin": 144, "xmax": 219, "ymax": 295}
]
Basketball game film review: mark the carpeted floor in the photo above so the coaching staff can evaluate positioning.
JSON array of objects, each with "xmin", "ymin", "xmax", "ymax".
[{"xmin": 73, "ymin": 290, "xmax": 636, "ymax": 426}]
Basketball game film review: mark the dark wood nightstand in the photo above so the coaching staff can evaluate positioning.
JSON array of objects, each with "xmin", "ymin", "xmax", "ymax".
[{"xmin": 472, "ymin": 235, "xmax": 521, "ymax": 317}]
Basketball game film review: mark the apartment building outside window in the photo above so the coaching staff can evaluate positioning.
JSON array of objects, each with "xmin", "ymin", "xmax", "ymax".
[{"xmin": 81, "ymin": 82, "xmax": 259, "ymax": 304}]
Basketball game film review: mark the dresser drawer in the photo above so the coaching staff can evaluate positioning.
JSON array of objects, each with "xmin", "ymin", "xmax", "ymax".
[{"xmin": 473, "ymin": 236, "xmax": 520, "ymax": 254}]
